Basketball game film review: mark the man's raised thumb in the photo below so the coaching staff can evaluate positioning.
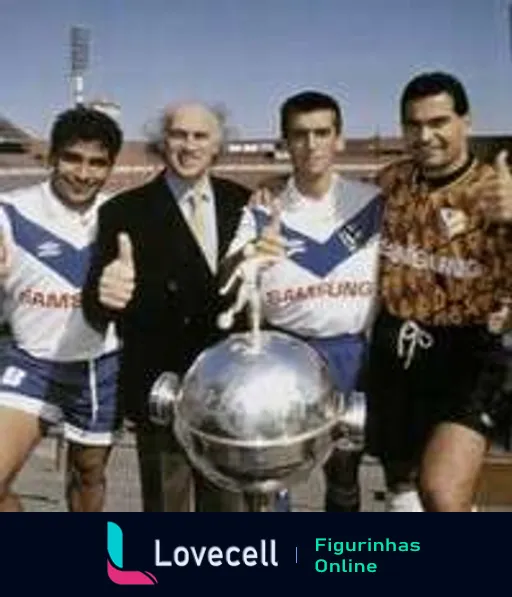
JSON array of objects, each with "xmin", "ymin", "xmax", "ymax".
[
  {"xmin": 495, "ymin": 149, "xmax": 511, "ymax": 178},
  {"xmin": 268, "ymin": 198, "xmax": 282, "ymax": 233},
  {"xmin": 0, "ymin": 229, "xmax": 8, "ymax": 263},
  {"xmin": 117, "ymin": 232, "xmax": 134, "ymax": 265}
]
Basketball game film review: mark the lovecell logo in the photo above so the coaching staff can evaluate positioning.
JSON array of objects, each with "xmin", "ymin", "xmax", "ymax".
[{"xmin": 107, "ymin": 522, "xmax": 158, "ymax": 585}]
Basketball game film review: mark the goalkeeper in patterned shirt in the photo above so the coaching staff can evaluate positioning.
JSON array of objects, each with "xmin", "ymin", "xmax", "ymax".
[{"xmin": 366, "ymin": 71, "xmax": 512, "ymax": 512}]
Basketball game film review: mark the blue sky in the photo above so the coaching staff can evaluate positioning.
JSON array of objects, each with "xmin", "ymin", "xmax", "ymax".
[{"xmin": 0, "ymin": 0, "xmax": 511, "ymax": 140}]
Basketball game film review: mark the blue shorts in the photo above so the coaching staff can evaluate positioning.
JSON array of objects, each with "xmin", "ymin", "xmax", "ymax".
[
  {"xmin": 307, "ymin": 334, "xmax": 367, "ymax": 395},
  {"xmin": 0, "ymin": 343, "xmax": 121, "ymax": 446}
]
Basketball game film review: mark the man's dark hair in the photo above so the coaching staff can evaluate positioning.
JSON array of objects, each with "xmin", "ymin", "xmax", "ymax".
[
  {"xmin": 49, "ymin": 107, "xmax": 123, "ymax": 162},
  {"xmin": 280, "ymin": 91, "xmax": 343, "ymax": 139},
  {"xmin": 400, "ymin": 72, "xmax": 470, "ymax": 122}
]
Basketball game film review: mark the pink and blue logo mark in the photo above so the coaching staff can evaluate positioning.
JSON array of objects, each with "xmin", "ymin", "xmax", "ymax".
[{"xmin": 107, "ymin": 522, "xmax": 158, "ymax": 585}]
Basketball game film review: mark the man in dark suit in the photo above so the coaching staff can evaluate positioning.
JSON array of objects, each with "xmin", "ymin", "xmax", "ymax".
[{"xmin": 82, "ymin": 102, "xmax": 250, "ymax": 511}]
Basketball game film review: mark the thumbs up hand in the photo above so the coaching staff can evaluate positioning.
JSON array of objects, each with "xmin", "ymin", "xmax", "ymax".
[
  {"xmin": 478, "ymin": 150, "xmax": 512, "ymax": 223},
  {"xmin": 0, "ymin": 229, "xmax": 12, "ymax": 283},
  {"xmin": 495, "ymin": 149, "xmax": 511, "ymax": 179},
  {"xmin": 254, "ymin": 199, "xmax": 287, "ymax": 258},
  {"xmin": 248, "ymin": 176, "xmax": 287, "ymax": 209},
  {"xmin": 98, "ymin": 232, "xmax": 136, "ymax": 310}
]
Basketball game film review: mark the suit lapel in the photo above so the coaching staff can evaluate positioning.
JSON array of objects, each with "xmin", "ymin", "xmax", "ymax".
[
  {"xmin": 212, "ymin": 177, "xmax": 240, "ymax": 261},
  {"xmin": 148, "ymin": 174, "xmax": 242, "ymax": 276}
]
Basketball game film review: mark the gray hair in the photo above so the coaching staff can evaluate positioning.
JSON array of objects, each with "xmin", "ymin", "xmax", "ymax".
[{"xmin": 145, "ymin": 102, "xmax": 227, "ymax": 160}]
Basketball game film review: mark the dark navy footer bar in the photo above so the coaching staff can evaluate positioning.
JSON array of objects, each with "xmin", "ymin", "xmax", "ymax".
[{"xmin": 0, "ymin": 514, "xmax": 506, "ymax": 595}]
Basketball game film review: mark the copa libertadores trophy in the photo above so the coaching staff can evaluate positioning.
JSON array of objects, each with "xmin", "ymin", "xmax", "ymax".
[{"xmin": 148, "ymin": 252, "xmax": 365, "ymax": 511}]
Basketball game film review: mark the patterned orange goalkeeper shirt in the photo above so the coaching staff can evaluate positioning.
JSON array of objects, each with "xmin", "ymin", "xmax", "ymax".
[{"xmin": 377, "ymin": 157, "xmax": 512, "ymax": 326}]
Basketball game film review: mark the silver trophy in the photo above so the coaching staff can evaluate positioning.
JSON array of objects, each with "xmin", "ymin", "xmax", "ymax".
[{"xmin": 149, "ymin": 254, "xmax": 365, "ymax": 511}]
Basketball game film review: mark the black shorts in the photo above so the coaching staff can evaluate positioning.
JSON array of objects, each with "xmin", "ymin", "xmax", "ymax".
[{"xmin": 365, "ymin": 309, "xmax": 510, "ymax": 463}]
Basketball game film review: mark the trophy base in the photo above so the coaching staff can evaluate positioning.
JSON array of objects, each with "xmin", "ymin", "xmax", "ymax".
[{"xmin": 242, "ymin": 491, "xmax": 288, "ymax": 512}]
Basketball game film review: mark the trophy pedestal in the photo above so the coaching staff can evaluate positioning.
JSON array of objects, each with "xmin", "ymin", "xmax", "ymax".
[
  {"xmin": 242, "ymin": 492, "xmax": 278, "ymax": 512},
  {"xmin": 241, "ymin": 490, "xmax": 289, "ymax": 512}
]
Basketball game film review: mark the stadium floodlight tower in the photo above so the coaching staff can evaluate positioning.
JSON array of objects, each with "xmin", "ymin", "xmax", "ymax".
[{"xmin": 70, "ymin": 26, "xmax": 90, "ymax": 107}]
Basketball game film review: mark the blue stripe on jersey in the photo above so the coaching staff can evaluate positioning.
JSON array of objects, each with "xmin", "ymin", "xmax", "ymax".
[
  {"xmin": 253, "ymin": 194, "xmax": 383, "ymax": 278},
  {"xmin": 2, "ymin": 203, "xmax": 92, "ymax": 287}
]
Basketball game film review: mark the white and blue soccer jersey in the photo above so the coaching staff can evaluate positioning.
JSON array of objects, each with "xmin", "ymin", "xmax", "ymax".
[
  {"xmin": 229, "ymin": 174, "xmax": 383, "ymax": 340},
  {"xmin": 0, "ymin": 181, "xmax": 120, "ymax": 445},
  {"xmin": 0, "ymin": 181, "xmax": 118, "ymax": 362}
]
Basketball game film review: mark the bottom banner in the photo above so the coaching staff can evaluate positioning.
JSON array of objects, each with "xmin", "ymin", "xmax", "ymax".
[{"xmin": 0, "ymin": 514, "xmax": 506, "ymax": 595}]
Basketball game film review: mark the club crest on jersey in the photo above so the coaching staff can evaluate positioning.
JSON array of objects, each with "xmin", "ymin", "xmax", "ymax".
[
  {"xmin": 36, "ymin": 241, "xmax": 62, "ymax": 258},
  {"xmin": 337, "ymin": 224, "xmax": 364, "ymax": 254},
  {"xmin": 438, "ymin": 208, "xmax": 468, "ymax": 239}
]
